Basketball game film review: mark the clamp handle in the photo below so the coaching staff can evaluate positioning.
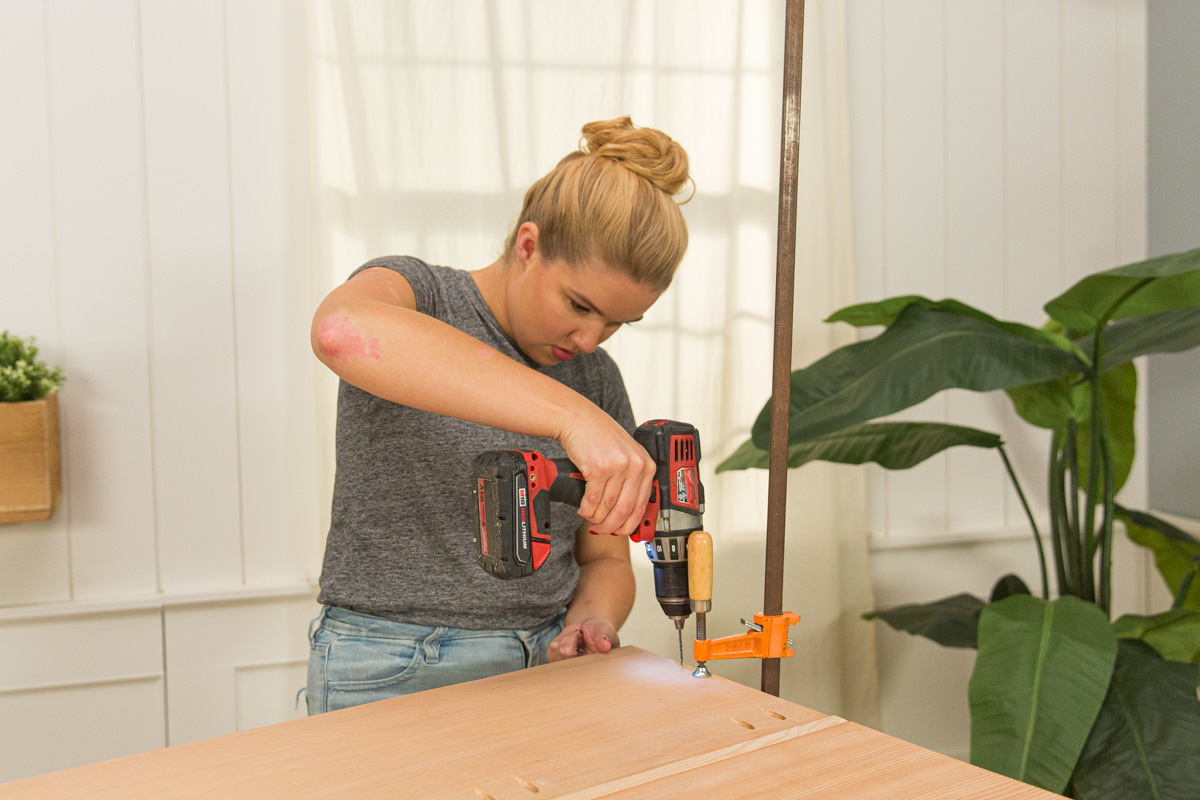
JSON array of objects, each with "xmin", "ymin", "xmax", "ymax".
[{"xmin": 687, "ymin": 531, "xmax": 713, "ymax": 608}]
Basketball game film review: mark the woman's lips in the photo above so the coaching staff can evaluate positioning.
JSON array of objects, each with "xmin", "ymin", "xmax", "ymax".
[{"xmin": 551, "ymin": 346, "xmax": 575, "ymax": 361}]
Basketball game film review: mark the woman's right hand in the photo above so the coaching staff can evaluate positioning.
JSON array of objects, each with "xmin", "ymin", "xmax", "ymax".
[{"xmin": 557, "ymin": 410, "xmax": 656, "ymax": 537}]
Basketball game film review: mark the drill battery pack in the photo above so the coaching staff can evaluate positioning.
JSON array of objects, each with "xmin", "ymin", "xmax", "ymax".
[{"xmin": 471, "ymin": 450, "xmax": 583, "ymax": 580}]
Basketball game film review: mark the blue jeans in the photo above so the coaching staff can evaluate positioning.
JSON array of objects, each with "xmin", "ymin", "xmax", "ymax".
[{"xmin": 305, "ymin": 605, "xmax": 564, "ymax": 714}]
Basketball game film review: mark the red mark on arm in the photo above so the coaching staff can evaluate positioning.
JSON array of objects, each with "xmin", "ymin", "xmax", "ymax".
[{"xmin": 317, "ymin": 315, "xmax": 382, "ymax": 360}]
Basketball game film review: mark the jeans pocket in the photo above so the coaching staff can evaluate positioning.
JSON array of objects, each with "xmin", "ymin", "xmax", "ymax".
[{"xmin": 324, "ymin": 633, "xmax": 423, "ymax": 692}]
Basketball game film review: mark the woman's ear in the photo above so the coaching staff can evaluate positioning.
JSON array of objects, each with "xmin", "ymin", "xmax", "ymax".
[{"xmin": 514, "ymin": 222, "xmax": 540, "ymax": 264}]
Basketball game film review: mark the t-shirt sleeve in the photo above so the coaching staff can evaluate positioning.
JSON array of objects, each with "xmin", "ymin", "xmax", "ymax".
[{"xmin": 350, "ymin": 256, "xmax": 439, "ymax": 316}]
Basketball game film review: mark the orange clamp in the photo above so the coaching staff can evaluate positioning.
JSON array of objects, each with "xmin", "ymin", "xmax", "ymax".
[{"xmin": 693, "ymin": 611, "xmax": 800, "ymax": 663}]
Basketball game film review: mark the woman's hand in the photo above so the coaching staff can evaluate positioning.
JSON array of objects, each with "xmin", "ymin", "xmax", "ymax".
[
  {"xmin": 558, "ymin": 411, "xmax": 656, "ymax": 537},
  {"xmin": 547, "ymin": 617, "xmax": 620, "ymax": 662}
]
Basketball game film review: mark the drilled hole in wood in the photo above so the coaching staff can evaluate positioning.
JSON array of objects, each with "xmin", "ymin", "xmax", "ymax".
[
  {"xmin": 514, "ymin": 776, "xmax": 540, "ymax": 793},
  {"xmin": 730, "ymin": 717, "xmax": 755, "ymax": 730},
  {"xmin": 761, "ymin": 709, "xmax": 787, "ymax": 720},
  {"xmin": 472, "ymin": 790, "xmax": 495, "ymax": 800}
]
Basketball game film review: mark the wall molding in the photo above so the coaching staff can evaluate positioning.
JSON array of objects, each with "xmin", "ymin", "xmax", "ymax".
[
  {"xmin": 0, "ymin": 582, "xmax": 317, "ymax": 624},
  {"xmin": 0, "ymin": 672, "xmax": 162, "ymax": 698}
]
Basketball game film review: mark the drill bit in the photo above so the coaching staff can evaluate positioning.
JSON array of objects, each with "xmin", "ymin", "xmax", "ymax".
[{"xmin": 675, "ymin": 620, "xmax": 685, "ymax": 665}]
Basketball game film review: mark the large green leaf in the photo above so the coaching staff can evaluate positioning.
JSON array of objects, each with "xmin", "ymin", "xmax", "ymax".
[
  {"xmin": 864, "ymin": 592, "xmax": 985, "ymax": 649},
  {"xmin": 750, "ymin": 305, "xmax": 1088, "ymax": 449},
  {"xmin": 1072, "ymin": 640, "xmax": 1200, "ymax": 800},
  {"xmin": 1004, "ymin": 376, "xmax": 1086, "ymax": 431},
  {"xmin": 1005, "ymin": 363, "xmax": 1135, "ymax": 496},
  {"xmin": 1098, "ymin": 307, "xmax": 1200, "ymax": 368},
  {"xmin": 969, "ymin": 595, "xmax": 1117, "ymax": 794},
  {"xmin": 1045, "ymin": 247, "xmax": 1200, "ymax": 334},
  {"xmin": 1117, "ymin": 506, "xmax": 1200, "ymax": 610},
  {"xmin": 1076, "ymin": 362, "xmax": 1137, "ymax": 495},
  {"xmin": 828, "ymin": 297, "xmax": 1085, "ymax": 358},
  {"xmin": 1113, "ymin": 609, "xmax": 1200, "ymax": 666},
  {"xmin": 715, "ymin": 421, "xmax": 1003, "ymax": 473}
]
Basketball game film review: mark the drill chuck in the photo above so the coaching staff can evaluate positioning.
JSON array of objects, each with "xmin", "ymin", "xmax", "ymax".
[{"xmin": 649, "ymin": 556, "xmax": 692, "ymax": 623}]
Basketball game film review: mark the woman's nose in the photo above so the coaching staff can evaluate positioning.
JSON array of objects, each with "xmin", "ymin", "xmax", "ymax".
[{"xmin": 570, "ymin": 322, "xmax": 605, "ymax": 353}]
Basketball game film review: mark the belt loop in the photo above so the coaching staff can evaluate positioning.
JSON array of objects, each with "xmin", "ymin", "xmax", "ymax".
[
  {"xmin": 423, "ymin": 628, "xmax": 444, "ymax": 664},
  {"xmin": 308, "ymin": 605, "xmax": 329, "ymax": 644}
]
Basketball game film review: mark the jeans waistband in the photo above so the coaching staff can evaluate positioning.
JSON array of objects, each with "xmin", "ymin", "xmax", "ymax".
[{"xmin": 317, "ymin": 605, "xmax": 561, "ymax": 642}]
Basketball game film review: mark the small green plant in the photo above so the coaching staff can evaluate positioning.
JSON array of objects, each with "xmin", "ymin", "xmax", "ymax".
[{"xmin": 0, "ymin": 331, "xmax": 65, "ymax": 402}]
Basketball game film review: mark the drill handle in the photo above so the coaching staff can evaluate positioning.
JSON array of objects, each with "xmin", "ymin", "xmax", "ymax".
[
  {"xmin": 543, "ymin": 457, "xmax": 586, "ymax": 508},
  {"xmin": 541, "ymin": 456, "xmax": 656, "ymax": 541}
]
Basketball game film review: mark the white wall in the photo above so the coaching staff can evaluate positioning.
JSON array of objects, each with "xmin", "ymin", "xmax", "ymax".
[
  {"xmin": 0, "ymin": 0, "xmax": 1162, "ymax": 782},
  {"xmin": 845, "ymin": 0, "xmax": 1155, "ymax": 760},
  {"xmin": 0, "ymin": 0, "xmax": 319, "ymax": 782}
]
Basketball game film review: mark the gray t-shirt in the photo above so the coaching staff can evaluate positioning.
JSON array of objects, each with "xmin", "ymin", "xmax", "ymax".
[{"xmin": 316, "ymin": 256, "xmax": 636, "ymax": 630}]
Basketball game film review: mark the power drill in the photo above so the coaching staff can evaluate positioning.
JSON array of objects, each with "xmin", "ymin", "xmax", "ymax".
[{"xmin": 471, "ymin": 420, "xmax": 705, "ymax": 634}]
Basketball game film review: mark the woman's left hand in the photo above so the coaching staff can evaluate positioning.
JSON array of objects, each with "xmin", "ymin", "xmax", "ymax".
[{"xmin": 547, "ymin": 617, "xmax": 620, "ymax": 662}]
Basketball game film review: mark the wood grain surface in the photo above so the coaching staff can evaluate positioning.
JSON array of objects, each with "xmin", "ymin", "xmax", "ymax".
[{"xmin": 0, "ymin": 647, "xmax": 1057, "ymax": 799}]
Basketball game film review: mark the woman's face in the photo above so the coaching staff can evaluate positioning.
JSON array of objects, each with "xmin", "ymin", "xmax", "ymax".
[{"xmin": 505, "ymin": 254, "xmax": 661, "ymax": 367}]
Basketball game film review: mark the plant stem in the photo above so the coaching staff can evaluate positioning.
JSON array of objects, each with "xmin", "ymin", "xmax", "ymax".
[
  {"xmin": 1064, "ymin": 419, "xmax": 1086, "ymax": 599},
  {"xmin": 1098, "ymin": 428, "xmax": 1115, "ymax": 616},
  {"xmin": 1083, "ymin": 331, "xmax": 1107, "ymax": 605},
  {"xmin": 1049, "ymin": 430, "xmax": 1072, "ymax": 596},
  {"xmin": 1000, "ymin": 447, "xmax": 1050, "ymax": 599}
]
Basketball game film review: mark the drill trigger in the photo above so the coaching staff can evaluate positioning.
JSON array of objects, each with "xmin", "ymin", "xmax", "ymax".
[{"xmin": 629, "ymin": 483, "xmax": 659, "ymax": 544}]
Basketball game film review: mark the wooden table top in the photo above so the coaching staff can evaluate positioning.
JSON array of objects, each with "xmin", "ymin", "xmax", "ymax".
[{"xmin": 0, "ymin": 646, "xmax": 1057, "ymax": 799}]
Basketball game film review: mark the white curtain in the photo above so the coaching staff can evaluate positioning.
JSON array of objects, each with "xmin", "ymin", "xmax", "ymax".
[{"xmin": 307, "ymin": 0, "xmax": 877, "ymax": 726}]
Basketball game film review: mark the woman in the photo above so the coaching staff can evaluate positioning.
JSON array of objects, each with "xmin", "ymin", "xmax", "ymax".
[{"xmin": 306, "ymin": 116, "xmax": 692, "ymax": 712}]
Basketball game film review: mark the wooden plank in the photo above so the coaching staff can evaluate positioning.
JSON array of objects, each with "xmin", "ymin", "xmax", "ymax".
[
  {"xmin": 613, "ymin": 718, "xmax": 1058, "ymax": 799},
  {"xmin": 0, "ymin": 647, "xmax": 1055, "ymax": 799}
]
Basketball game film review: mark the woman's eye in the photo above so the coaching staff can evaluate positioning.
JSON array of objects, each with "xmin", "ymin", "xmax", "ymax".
[{"xmin": 570, "ymin": 299, "xmax": 589, "ymax": 313}]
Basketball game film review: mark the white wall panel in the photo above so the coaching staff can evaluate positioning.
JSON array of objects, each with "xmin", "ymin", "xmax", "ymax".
[
  {"xmin": 226, "ymin": 0, "xmax": 324, "ymax": 584},
  {"xmin": 234, "ymin": 660, "xmax": 310, "ymax": 732},
  {"xmin": 879, "ymin": 1, "xmax": 948, "ymax": 540},
  {"xmin": 844, "ymin": 0, "xmax": 887, "ymax": 540},
  {"xmin": 1062, "ymin": 0, "xmax": 1120, "ymax": 284},
  {"xmin": 43, "ymin": 0, "xmax": 158, "ymax": 599},
  {"xmin": 0, "ymin": 2, "xmax": 72, "ymax": 606},
  {"xmin": 1003, "ymin": 0, "xmax": 1064, "ymax": 325},
  {"xmin": 998, "ymin": 1, "xmax": 1066, "ymax": 527},
  {"xmin": 1115, "ymin": 0, "xmax": 1147, "ymax": 267},
  {"xmin": 0, "ymin": 609, "xmax": 164, "ymax": 782},
  {"xmin": 0, "ymin": 678, "xmax": 165, "ymax": 782},
  {"xmin": 944, "ymin": 1, "xmax": 1007, "ymax": 534},
  {"xmin": 0, "ymin": 1, "xmax": 59, "ymax": 347},
  {"xmin": 163, "ymin": 594, "xmax": 317, "ymax": 745},
  {"xmin": 141, "ymin": 0, "xmax": 244, "ymax": 591}
]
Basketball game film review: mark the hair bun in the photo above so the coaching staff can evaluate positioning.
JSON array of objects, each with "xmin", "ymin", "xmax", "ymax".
[{"xmin": 580, "ymin": 117, "xmax": 693, "ymax": 200}]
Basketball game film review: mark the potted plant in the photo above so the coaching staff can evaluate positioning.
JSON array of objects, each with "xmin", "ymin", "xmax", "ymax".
[
  {"xmin": 718, "ymin": 248, "xmax": 1200, "ymax": 799},
  {"xmin": 0, "ymin": 331, "xmax": 65, "ymax": 523}
]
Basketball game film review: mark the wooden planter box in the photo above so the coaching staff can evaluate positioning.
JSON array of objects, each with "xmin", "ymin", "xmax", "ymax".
[{"xmin": 0, "ymin": 392, "xmax": 62, "ymax": 523}]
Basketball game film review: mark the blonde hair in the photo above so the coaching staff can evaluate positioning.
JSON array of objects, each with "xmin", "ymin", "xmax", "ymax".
[{"xmin": 505, "ymin": 117, "xmax": 692, "ymax": 292}]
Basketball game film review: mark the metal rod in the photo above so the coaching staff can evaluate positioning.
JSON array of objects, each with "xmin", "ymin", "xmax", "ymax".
[{"xmin": 762, "ymin": 0, "xmax": 806, "ymax": 698}]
